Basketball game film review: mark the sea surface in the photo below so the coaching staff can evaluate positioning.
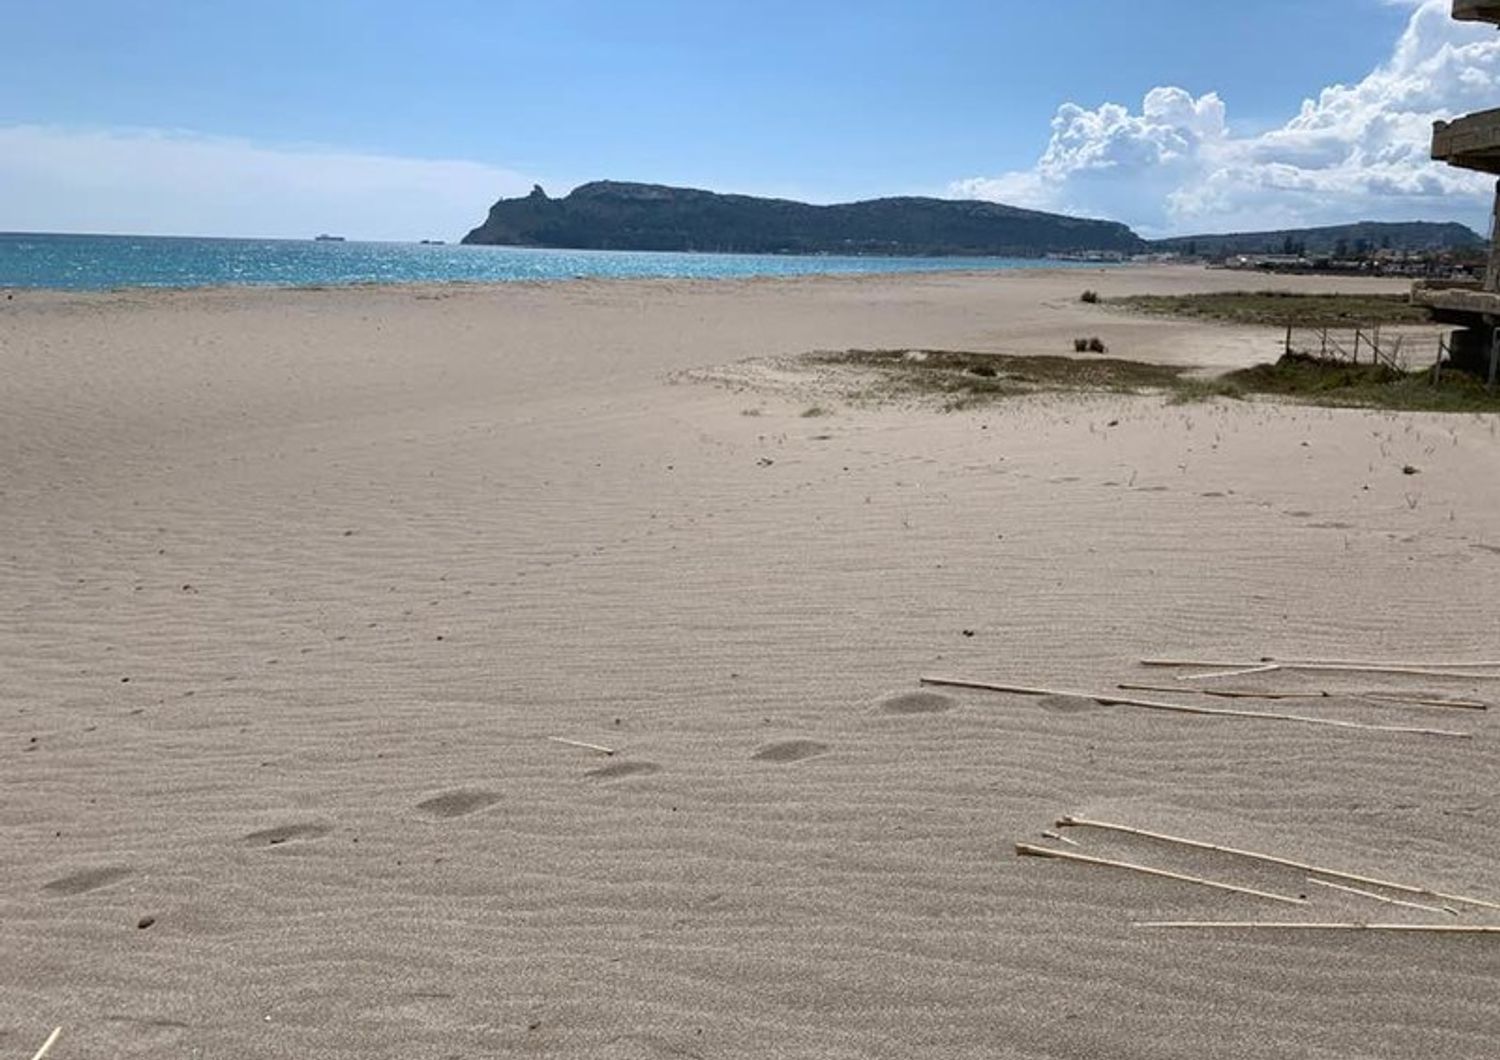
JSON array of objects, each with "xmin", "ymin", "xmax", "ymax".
[{"xmin": 0, "ymin": 232, "xmax": 1108, "ymax": 291}]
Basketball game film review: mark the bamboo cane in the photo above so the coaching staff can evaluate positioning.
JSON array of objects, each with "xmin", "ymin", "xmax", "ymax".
[
  {"xmin": 1134, "ymin": 921, "xmax": 1500, "ymax": 933},
  {"xmin": 1141, "ymin": 659, "xmax": 1260, "ymax": 669},
  {"xmin": 31, "ymin": 1028, "xmax": 62, "ymax": 1060},
  {"xmin": 1304, "ymin": 877, "xmax": 1458, "ymax": 916},
  {"xmin": 1145, "ymin": 656, "xmax": 1500, "ymax": 671},
  {"xmin": 547, "ymin": 737, "xmax": 616, "ymax": 756},
  {"xmin": 1268, "ymin": 656, "xmax": 1500, "ymax": 670},
  {"xmin": 1015, "ymin": 843, "xmax": 1307, "ymax": 905},
  {"xmin": 1143, "ymin": 658, "xmax": 1500, "ymax": 681},
  {"xmin": 1362, "ymin": 692, "xmax": 1491, "ymax": 710},
  {"xmin": 1176, "ymin": 664, "xmax": 1282, "ymax": 682},
  {"xmin": 1116, "ymin": 683, "xmax": 1489, "ymax": 711},
  {"xmin": 1261, "ymin": 664, "xmax": 1500, "ymax": 680},
  {"xmin": 1041, "ymin": 829, "xmax": 1081, "ymax": 847},
  {"xmin": 1056, "ymin": 816, "xmax": 1500, "ymax": 911},
  {"xmin": 918, "ymin": 677, "xmax": 1472, "ymax": 738}
]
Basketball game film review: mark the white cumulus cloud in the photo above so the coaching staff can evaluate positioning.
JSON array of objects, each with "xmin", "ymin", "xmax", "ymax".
[
  {"xmin": 0, "ymin": 125, "xmax": 537, "ymax": 241},
  {"xmin": 952, "ymin": 0, "xmax": 1499, "ymax": 237}
]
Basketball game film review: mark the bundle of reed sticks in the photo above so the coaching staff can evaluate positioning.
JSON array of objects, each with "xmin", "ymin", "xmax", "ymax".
[{"xmin": 1016, "ymin": 814, "xmax": 1500, "ymax": 935}]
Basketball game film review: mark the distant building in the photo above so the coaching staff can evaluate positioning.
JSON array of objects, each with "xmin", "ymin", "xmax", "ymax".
[
  {"xmin": 1044, "ymin": 250, "xmax": 1128, "ymax": 263},
  {"xmin": 1225, "ymin": 254, "xmax": 1306, "ymax": 271}
]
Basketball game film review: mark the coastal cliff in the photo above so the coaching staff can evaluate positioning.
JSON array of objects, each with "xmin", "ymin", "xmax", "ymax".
[{"xmin": 461, "ymin": 181, "xmax": 1146, "ymax": 257}]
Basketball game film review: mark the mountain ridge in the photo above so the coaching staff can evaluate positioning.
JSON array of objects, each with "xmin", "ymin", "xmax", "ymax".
[
  {"xmin": 462, "ymin": 181, "xmax": 1485, "ymax": 259},
  {"xmin": 462, "ymin": 181, "xmax": 1146, "ymax": 257},
  {"xmin": 1149, "ymin": 221, "xmax": 1484, "ymax": 256}
]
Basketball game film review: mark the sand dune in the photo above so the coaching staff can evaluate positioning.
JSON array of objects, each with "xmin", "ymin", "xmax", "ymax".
[{"xmin": 3, "ymin": 267, "xmax": 1499, "ymax": 1058}]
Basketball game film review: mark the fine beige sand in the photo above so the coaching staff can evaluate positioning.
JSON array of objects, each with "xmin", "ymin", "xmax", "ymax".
[{"xmin": 3, "ymin": 265, "xmax": 1500, "ymax": 1059}]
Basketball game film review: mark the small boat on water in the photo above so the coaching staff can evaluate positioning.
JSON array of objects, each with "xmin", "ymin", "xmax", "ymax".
[{"xmin": 313, "ymin": 234, "xmax": 346, "ymax": 242}]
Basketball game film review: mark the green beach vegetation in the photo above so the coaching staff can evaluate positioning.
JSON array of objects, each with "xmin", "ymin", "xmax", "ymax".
[
  {"xmin": 812, "ymin": 348, "xmax": 1500, "ymax": 414},
  {"xmin": 1104, "ymin": 291, "xmax": 1432, "ymax": 328}
]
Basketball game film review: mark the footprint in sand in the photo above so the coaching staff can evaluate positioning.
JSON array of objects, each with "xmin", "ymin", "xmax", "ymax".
[
  {"xmin": 751, "ymin": 739, "xmax": 830, "ymax": 763},
  {"xmin": 43, "ymin": 865, "xmax": 134, "ymax": 896},
  {"xmin": 876, "ymin": 690, "xmax": 957, "ymax": 715},
  {"xmin": 242, "ymin": 823, "xmax": 333, "ymax": 847},
  {"xmin": 584, "ymin": 761, "xmax": 662, "ymax": 781},
  {"xmin": 1037, "ymin": 694, "xmax": 1109, "ymax": 714},
  {"xmin": 105, "ymin": 1015, "xmax": 192, "ymax": 1032},
  {"xmin": 101, "ymin": 1014, "xmax": 192, "ymax": 1050},
  {"xmin": 415, "ymin": 790, "xmax": 502, "ymax": 818}
]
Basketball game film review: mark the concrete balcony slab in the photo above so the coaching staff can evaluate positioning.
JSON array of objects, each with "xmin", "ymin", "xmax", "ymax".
[
  {"xmin": 1433, "ymin": 108, "xmax": 1500, "ymax": 173},
  {"xmin": 1455, "ymin": 0, "xmax": 1500, "ymax": 25},
  {"xmin": 1413, "ymin": 283, "xmax": 1500, "ymax": 322}
]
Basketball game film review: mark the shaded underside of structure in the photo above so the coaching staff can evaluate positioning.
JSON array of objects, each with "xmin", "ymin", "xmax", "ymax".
[
  {"xmin": 1412, "ymin": 284, "xmax": 1500, "ymax": 321},
  {"xmin": 1454, "ymin": 0, "xmax": 1500, "ymax": 24},
  {"xmin": 1421, "ymin": 4, "xmax": 1500, "ymax": 380}
]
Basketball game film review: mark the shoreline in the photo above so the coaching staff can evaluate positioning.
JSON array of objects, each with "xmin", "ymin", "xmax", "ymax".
[
  {"xmin": 0, "ymin": 260, "xmax": 1131, "ymax": 298},
  {"xmin": 0, "ymin": 259, "xmax": 1410, "ymax": 307},
  {"xmin": 0, "ymin": 265, "xmax": 1425, "ymax": 383},
  {"xmin": 0, "ymin": 232, "xmax": 1136, "ymax": 295}
]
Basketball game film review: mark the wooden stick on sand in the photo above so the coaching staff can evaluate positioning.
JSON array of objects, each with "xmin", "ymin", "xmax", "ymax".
[
  {"xmin": 1041, "ymin": 829, "xmax": 1081, "ymax": 848},
  {"xmin": 1117, "ymin": 683, "xmax": 1489, "ymax": 712},
  {"xmin": 1304, "ymin": 876, "xmax": 1458, "ymax": 917},
  {"xmin": 1135, "ymin": 921, "xmax": 1500, "ymax": 934},
  {"xmin": 1142, "ymin": 658, "xmax": 1500, "ymax": 681},
  {"xmin": 1362, "ymin": 691, "xmax": 1491, "ymax": 711},
  {"xmin": 1176, "ymin": 664, "xmax": 1282, "ymax": 682},
  {"xmin": 918, "ymin": 677, "xmax": 1473, "ymax": 738},
  {"xmin": 31, "ymin": 1028, "xmax": 62, "ymax": 1060},
  {"xmin": 1057, "ymin": 816, "xmax": 1500, "ymax": 912},
  {"xmin": 1016, "ymin": 843, "xmax": 1307, "ymax": 905},
  {"xmin": 547, "ymin": 737, "xmax": 616, "ymax": 756},
  {"xmin": 1268, "ymin": 656, "xmax": 1500, "ymax": 671}
]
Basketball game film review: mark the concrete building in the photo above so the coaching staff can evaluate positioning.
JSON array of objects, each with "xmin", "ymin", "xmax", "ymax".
[
  {"xmin": 1414, "ymin": 2, "xmax": 1500, "ymax": 378},
  {"xmin": 1410, "ymin": 0, "xmax": 1500, "ymax": 379},
  {"xmin": 1454, "ymin": 0, "xmax": 1500, "ymax": 23}
]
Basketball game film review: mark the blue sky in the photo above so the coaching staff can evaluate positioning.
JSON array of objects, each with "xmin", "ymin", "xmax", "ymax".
[{"xmin": 0, "ymin": 1, "xmax": 1491, "ymax": 239}]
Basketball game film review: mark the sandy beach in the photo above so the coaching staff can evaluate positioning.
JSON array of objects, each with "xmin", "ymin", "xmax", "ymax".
[{"xmin": 4, "ymin": 264, "xmax": 1500, "ymax": 1059}]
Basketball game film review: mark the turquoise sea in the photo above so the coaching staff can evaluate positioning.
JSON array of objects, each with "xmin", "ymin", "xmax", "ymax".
[{"xmin": 0, "ymin": 232, "xmax": 1105, "ymax": 291}]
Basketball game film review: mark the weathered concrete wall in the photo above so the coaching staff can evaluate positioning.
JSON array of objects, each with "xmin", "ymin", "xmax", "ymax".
[
  {"xmin": 1433, "ymin": 108, "xmax": 1500, "ymax": 174},
  {"xmin": 1454, "ymin": 0, "xmax": 1500, "ymax": 26}
]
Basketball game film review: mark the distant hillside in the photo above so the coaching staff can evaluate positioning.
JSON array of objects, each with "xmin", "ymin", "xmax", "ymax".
[
  {"xmin": 462, "ymin": 182, "xmax": 1146, "ymax": 257},
  {"xmin": 1150, "ymin": 221, "xmax": 1484, "ymax": 257}
]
